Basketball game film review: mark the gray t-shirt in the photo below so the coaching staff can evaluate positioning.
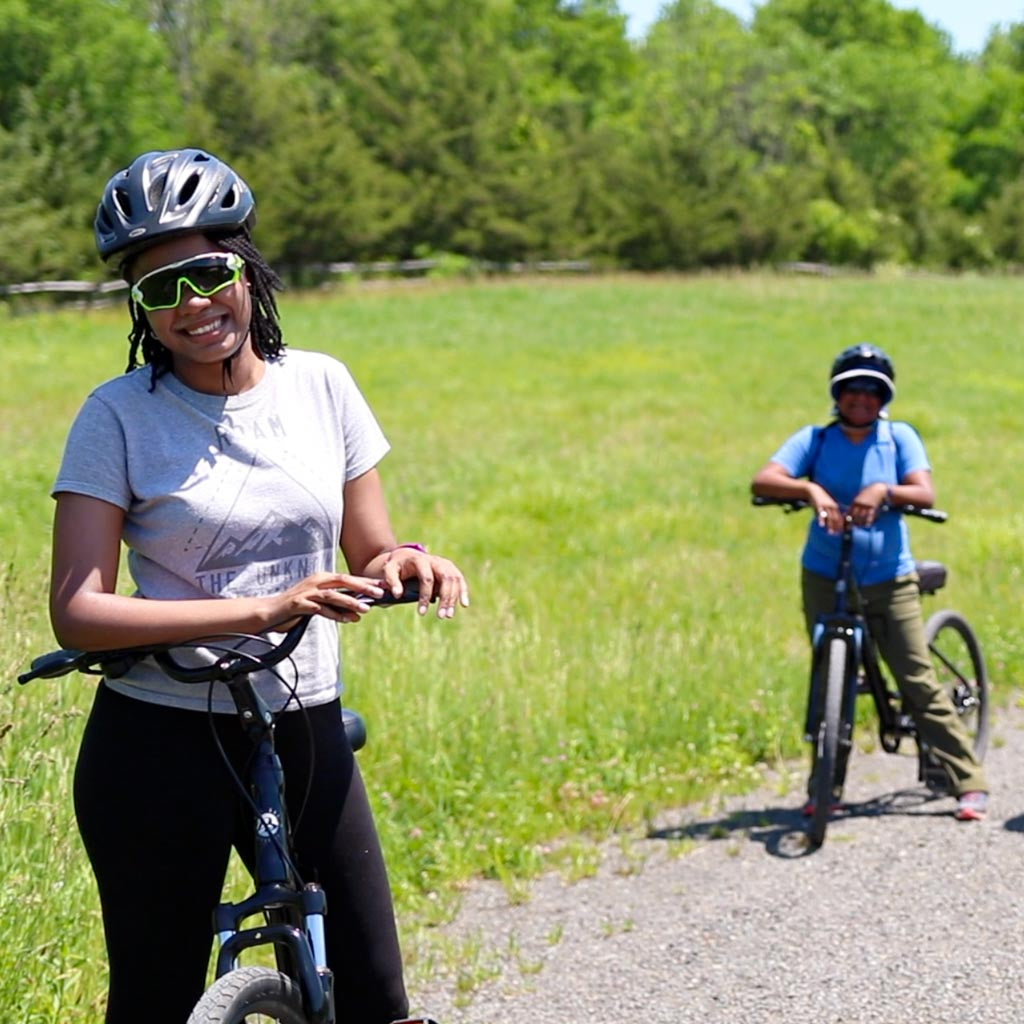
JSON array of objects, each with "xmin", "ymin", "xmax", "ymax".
[{"xmin": 53, "ymin": 348, "xmax": 390, "ymax": 712}]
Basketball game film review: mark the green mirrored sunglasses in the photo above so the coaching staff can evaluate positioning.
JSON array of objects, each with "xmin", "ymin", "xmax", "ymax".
[{"xmin": 131, "ymin": 252, "xmax": 245, "ymax": 311}]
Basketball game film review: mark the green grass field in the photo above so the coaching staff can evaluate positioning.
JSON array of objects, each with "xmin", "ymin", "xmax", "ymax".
[{"xmin": 2, "ymin": 271, "xmax": 1023, "ymax": 1018}]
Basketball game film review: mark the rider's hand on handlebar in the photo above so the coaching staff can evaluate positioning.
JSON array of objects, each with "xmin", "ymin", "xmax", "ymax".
[
  {"xmin": 382, "ymin": 547, "xmax": 470, "ymax": 619},
  {"xmin": 848, "ymin": 481, "xmax": 889, "ymax": 527},
  {"xmin": 809, "ymin": 483, "xmax": 843, "ymax": 535},
  {"xmin": 274, "ymin": 572, "xmax": 386, "ymax": 628}
]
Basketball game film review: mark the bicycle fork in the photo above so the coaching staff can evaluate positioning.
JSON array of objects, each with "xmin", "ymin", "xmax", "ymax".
[{"xmin": 806, "ymin": 619, "xmax": 861, "ymax": 796}]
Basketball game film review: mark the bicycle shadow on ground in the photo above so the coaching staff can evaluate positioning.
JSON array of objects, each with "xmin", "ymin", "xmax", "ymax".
[{"xmin": 648, "ymin": 787, "xmax": 953, "ymax": 859}]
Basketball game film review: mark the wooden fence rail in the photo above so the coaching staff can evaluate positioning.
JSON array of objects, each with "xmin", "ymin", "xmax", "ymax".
[{"xmin": 0, "ymin": 258, "xmax": 593, "ymax": 311}]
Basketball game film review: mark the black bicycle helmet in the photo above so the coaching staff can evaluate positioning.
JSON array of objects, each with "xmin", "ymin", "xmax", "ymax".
[
  {"xmin": 829, "ymin": 343, "xmax": 896, "ymax": 405},
  {"xmin": 95, "ymin": 148, "xmax": 255, "ymax": 264}
]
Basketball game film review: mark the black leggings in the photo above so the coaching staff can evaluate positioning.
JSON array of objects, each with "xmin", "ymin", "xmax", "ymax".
[{"xmin": 73, "ymin": 684, "xmax": 408, "ymax": 1024}]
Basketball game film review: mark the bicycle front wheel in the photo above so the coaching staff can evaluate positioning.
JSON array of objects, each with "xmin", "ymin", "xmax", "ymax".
[
  {"xmin": 186, "ymin": 967, "xmax": 309, "ymax": 1024},
  {"xmin": 809, "ymin": 636, "xmax": 847, "ymax": 848},
  {"xmin": 924, "ymin": 609, "xmax": 990, "ymax": 761}
]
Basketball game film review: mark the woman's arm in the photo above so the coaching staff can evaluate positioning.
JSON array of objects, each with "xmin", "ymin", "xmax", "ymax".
[
  {"xmin": 889, "ymin": 468, "xmax": 935, "ymax": 509},
  {"xmin": 751, "ymin": 461, "xmax": 843, "ymax": 532},
  {"xmin": 341, "ymin": 468, "xmax": 469, "ymax": 618},
  {"xmin": 751, "ymin": 460, "xmax": 820, "ymax": 502},
  {"xmin": 49, "ymin": 493, "xmax": 383, "ymax": 650}
]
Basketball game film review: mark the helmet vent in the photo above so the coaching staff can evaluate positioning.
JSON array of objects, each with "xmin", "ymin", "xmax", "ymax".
[
  {"xmin": 112, "ymin": 187, "xmax": 132, "ymax": 219},
  {"xmin": 178, "ymin": 172, "xmax": 200, "ymax": 205}
]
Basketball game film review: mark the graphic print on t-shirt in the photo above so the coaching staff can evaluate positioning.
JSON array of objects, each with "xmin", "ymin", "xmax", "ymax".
[{"xmin": 191, "ymin": 445, "xmax": 337, "ymax": 597}]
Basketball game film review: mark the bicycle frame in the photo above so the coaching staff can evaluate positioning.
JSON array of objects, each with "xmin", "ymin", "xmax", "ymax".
[
  {"xmin": 211, "ymin": 673, "xmax": 335, "ymax": 1024},
  {"xmin": 805, "ymin": 520, "xmax": 916, "ymax": 762}
]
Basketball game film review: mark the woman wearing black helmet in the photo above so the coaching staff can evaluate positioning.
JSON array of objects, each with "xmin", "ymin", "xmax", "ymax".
[
  {"xmin": 51, "ymin": 148, "xmax": 469, "ymax": 1023},
  {"xmin": 751, "ymin": 344, "xmax": 988, "ymax": 822}
]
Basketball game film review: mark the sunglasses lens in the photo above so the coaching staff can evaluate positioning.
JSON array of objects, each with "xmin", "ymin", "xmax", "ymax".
[
  {"xmin": 138, "ymin": 271, "xmax": 182, "ymax": 309},
  {"xmin": 133, "ymin": 254, "xmax": 243, "ymax": 310},
  {"xmin": 843, "ymin": 381, "xmax": 882, "ymax": 396}
]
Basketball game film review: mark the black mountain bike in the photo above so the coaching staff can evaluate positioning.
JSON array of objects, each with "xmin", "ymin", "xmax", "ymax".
[
  {"xmin": 754, "ymin": 497, "xmax": 990, "ymax": 848},
  {"xmin": 19, "ymin": 584, "xmax": 434, "ymax": 1024}
]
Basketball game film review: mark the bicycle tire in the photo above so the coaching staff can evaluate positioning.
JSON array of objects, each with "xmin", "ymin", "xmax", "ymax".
[
  {"xmin": 924, "ymin": 608, "xmax": 990, "ymax": 761},
  {"xmin": 186, "ymin": 966, "xmax": 309, "ymax": 1024},
  {"xmin": 809, "ymin": 636, "xmax": 847, "ymax": 848}
]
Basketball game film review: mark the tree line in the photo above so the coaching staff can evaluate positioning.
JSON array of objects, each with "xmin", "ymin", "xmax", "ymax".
[{"xmin": 4, "ymin": 0, "xmax": 1024, "ymax": 285}]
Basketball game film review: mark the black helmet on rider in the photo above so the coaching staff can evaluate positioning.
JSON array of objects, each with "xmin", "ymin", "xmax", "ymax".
[
  {"xmin": 95, "ymin": 148, "xmax": 256, "ymax": 268},
  {"xmin": 829, "ymin": 344, "xmax": 895, "ymax": 406}
]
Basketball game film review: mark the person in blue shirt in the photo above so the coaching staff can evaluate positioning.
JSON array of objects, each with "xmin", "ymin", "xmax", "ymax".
[{"xmin": 751, "ymin": 344, "xmax": 988, "ymax": 821}]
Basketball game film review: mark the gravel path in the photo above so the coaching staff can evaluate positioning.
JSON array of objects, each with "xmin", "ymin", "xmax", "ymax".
[{"xmin": 410, "ymin": 702, "xmax": 1024, "ymax": 1023}]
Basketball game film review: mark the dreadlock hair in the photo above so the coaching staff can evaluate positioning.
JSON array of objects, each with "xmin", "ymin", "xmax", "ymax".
[{"xmin": 123, "ymin": 227, "xmax": 286, "ymax": 391}]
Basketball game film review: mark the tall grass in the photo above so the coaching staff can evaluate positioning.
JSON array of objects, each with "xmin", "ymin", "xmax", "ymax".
[{"xmin": 2, "ymin": 272, "xmax": 1022, "ymax": 1018}]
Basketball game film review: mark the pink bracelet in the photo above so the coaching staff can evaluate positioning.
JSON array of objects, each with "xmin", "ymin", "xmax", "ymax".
[{"xmin": 397, "ymin": 543, "xmax": 427, "ymax": 553}]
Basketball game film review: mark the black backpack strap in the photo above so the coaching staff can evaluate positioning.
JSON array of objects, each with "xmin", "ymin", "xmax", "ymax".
[{"xmin": 806, "ymin": 420, "xmax": 837, "ymax": 483}]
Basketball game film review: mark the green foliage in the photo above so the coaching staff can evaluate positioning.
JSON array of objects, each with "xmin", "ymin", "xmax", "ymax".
[
  {"xmin": 0, "ymin": 127, "xmax": 67, "ymax": 282},
  {"xmin": 0, "ymin": 0, "xmax": 183, "ymax": 281},
  {"xmin": 752, "ymin": 0, "xmax": 950, "ymax": 54},
  {"xmin": 3, "ymin": 0, "xmax": 1024, "ymax": 277}
]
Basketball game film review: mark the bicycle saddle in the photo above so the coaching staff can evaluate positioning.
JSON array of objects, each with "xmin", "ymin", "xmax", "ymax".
[{"xmin": 915, "ymin": 560, "xmax": 947, "ymax": 594}]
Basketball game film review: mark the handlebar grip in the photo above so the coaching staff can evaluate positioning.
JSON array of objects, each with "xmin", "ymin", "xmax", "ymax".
[
  {"xmin": 751, "ymin": 495, "xmax": 809, "ymax": 512},
  {"xmin": 341, "ymin": 579, "xmax": 425, "ymax": 606},
  {"xmin": 18, "ymin": 648, "xmax": 89, "ymax": 684},
  {"xmin": 17, "ymin": 646, "xmax": 149, "ymax": 684},
  {"xmin": 896, "ymin": 505, "xmax": 948, "ymax": 523}
]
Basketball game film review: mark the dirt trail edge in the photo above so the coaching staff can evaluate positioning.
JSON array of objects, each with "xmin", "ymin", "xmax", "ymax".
[{"xmin": 410, "ymin": 701, "xmax": 1024, "ymax": 1024}]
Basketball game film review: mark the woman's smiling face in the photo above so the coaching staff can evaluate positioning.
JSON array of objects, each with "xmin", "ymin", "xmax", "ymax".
[
  {"xmin": 836, "ymin": 380, "xmax": 884, "ymax": 426},
  {"xmin": 131, "ymin": 233, "xmax": 257, "ymax": 394}
]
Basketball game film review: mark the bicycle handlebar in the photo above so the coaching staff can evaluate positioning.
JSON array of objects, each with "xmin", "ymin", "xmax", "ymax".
[
  {"xmin": 751, "ymin": 495, "xmax": 948, "ymax": 523},
  {"xmin": 18, "ymin": 580, "xmax": 426, "ymax": 686}
]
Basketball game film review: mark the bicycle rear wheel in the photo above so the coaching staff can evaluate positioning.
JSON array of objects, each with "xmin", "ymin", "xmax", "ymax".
[
  {"xmin": 924, "ymin": 609, "xmax": 990, "ymax": 760},
  {"xmin": 186, "ymin": 966, "xmax": 309, "ymax": 1024},
  {"xmin": 809, "ymin": 637, "xmax": 847, "ymax": 848}
]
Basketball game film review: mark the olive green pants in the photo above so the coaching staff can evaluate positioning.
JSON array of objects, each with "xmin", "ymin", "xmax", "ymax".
[{"xmin": 802, "ymin": 568, "xmax": 987, "ymax": 797}]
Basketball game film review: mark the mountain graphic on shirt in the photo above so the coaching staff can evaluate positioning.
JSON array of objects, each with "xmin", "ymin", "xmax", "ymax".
[{"xmin": 197, "ymin": 511, "xmax": 332, "ymax": 573}]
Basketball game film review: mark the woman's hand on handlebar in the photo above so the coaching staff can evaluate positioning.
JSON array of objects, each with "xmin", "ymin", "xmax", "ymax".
[
  {"xmin": 273, "ymin": 572, "xmax": 386, "ymax": 628},
  {"xmin": 381, "ymin": 548, "xmax": 470, "ymax": 619},
  {"xmin": 809, "ymin": 483, "xmax": 844, "ymax": 535},
  {"xmin": 848, "ymin": 481, "xmax": 889, "ymax": 527}
]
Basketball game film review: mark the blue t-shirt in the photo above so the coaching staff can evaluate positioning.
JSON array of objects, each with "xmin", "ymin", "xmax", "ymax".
[{"xmin": 770, "ymin": 419, "xmax": 930, "ymax": 585}]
